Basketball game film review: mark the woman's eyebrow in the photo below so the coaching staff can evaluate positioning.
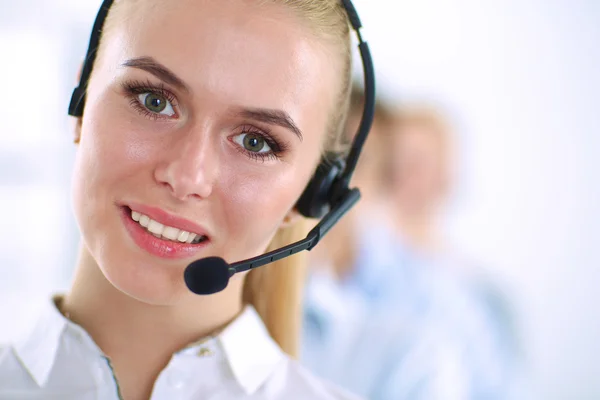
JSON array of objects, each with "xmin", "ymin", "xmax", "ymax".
[
  {"xmin": 122, "ymin": 57, "xmax": 302, "ymax": 141},
  {"xmin": 122, "ymin": 56, "xmax": 191, "ymax": 93},
  {"xmin": 240, "ymin": 108, "xmax": 303, "ymax": 142}
]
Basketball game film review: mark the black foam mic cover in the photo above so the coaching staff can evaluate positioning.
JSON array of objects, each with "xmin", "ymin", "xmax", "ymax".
[{"xmin": 184, "ymin": 257, "xmax": 232, "ymax": 295}]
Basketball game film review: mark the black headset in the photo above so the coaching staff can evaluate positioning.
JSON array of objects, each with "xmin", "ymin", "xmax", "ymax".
[{"xmin": 69, "ymin": 0, "xmax": 375, "ymax": 293}]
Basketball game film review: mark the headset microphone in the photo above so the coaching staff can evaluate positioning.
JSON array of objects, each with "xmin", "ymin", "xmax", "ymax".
[
  {"xmin": 71, "ymin": 0, "xmax": 375, "ymax": 296},
  {"xmin": 184, "ymin": 189, "xmax": 360, "ymax": 295},
  {"xmin": 184, "ymin": 257, "xmax": 232, "ymax": 295}
]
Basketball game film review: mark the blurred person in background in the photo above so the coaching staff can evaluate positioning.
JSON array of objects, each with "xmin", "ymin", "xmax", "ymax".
[
  {"xmin": 385, "ymin": 104, "xmax": 521, "ymax": 398},
  {"xmin": 301, "ymin": 86, "xmax": 521, "ymax": 399}
]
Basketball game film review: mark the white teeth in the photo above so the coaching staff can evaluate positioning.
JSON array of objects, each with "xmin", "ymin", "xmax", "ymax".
[
  {"xmin": 139, "ymin": 215, "xmax": 150, "ymax": 228},
  {"xmin": 178, "ymin": 230, "xmax": 190, "ymax": 243},
  {"xmin": 131, "ymin": 211, "xmax": 141, "ymax": 222},
  {"xmin": 162, "ymin": 226, "xmax": 180, "ymax": 241},
  {"xmin": 147, "ymin": 220, "xmax": 165, "ymax": 235},
  {"xmin": 129, "ymin": 209, "xmax": 204, "ymax": 244}
]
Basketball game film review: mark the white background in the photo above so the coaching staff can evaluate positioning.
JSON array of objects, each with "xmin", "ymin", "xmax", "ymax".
[{"xmin": 1, "ymin": 1, "xmax": 598, "ymax": 399}]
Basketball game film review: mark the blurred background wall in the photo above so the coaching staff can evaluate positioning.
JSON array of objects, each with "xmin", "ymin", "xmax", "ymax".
[{"xmin": 0, "ymin": 0, "xmax": 598, "ymax": 398}]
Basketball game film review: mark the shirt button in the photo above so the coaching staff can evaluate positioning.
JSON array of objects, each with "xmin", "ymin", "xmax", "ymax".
[{"xmin": 197, "ymin": 347, "xmax": 214, "ymax": 357}]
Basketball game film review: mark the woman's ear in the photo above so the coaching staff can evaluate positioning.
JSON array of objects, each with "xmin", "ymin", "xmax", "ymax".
[
  {"xmin": 73, "ymin": 118, "xmax": 82, "ymax": 144},
  {"xmin": 72, "ymin": 61, "xmax": 84, "ymax": 145}
]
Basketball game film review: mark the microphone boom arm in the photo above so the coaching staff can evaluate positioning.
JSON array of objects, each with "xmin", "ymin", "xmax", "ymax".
[{"xmin": 231, "ymin": 188, "xmax": 361, "ymax": 274}]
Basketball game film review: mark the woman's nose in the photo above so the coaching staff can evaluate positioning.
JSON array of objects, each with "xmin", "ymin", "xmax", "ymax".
[{"xmin": 153, "ymin": 129, "xmax": 219, "ymax": 201}]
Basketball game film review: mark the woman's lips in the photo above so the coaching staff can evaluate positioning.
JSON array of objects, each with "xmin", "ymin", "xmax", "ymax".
[
  {"xmin": 126, "ymin": 202, "xmax": 209, "ymax": 237},
  {"xmin": 120, "ymin": 206, "xmax": 210, "ymax": 260}
]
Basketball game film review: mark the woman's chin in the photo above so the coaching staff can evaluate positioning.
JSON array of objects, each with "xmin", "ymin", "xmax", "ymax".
[{"xmin": 102, "ymin": 262, "xmax": 188, "ymax": 306}]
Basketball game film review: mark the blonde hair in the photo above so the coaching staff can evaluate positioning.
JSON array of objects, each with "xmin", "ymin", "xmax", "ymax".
[
  {"xmin": 99, "ymin": 0, "xmax": 353, "ymax": 357},
  {"xmin": 242, "ymin": 219, "xmax": 310, "ymax": 357}
]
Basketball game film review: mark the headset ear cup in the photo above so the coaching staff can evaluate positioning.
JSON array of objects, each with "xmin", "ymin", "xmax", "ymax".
[{"xmin": 296, "ymin": 157, "xmax": 345, "ymax": 219}]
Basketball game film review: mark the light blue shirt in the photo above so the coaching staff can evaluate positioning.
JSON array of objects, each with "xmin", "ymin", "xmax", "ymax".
[
  {"xmin": 302, "ymin": 270, "xmax": 476, "ymax": 400},
  {"xmin": 301, "ymin": 217, "xmax": 522, "ymax": 400}
]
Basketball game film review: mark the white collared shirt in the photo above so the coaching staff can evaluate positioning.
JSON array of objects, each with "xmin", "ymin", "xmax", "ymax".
[{"xmin": 0, "ymin": 299, "xmax": 360, "ymax": 400}]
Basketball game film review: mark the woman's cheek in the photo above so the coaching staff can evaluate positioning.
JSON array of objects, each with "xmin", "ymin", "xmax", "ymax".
[{"xmin": 224, "ymin": 168, "xmax": 300, "ymax": 234}]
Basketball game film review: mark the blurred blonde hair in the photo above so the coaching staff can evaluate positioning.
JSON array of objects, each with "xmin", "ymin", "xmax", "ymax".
[{"xmin": 98, "ymin": 0, "xmax": 353, "ymax": 358}]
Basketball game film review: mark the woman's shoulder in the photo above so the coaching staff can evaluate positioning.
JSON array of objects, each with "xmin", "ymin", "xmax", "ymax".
[{"xmin": 268, "ymin": 357, "xmax": 363, "ymax": 400}]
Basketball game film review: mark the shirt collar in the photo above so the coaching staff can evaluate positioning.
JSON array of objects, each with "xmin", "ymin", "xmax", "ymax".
[
  {"xmin": 13, "ymin": 298, "xmax": 284, "ymax": 395},
  {"xmin": 13, "ymin": 295, "xmax": 72, "ymax": 387},
  {"xmin": 217, "ymin": 305, "xmax": 285, "ymax": 395}
]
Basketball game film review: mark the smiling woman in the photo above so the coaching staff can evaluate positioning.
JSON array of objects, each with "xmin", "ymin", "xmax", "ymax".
[{"xmin": 0, "ymin": 0, "xmax": 366, "ymax": 399}]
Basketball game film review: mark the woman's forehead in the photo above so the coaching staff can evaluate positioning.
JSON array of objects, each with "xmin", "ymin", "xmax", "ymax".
[{"xmin": 102, "ymin": 0, "xmax": 335, "ymax": 113}]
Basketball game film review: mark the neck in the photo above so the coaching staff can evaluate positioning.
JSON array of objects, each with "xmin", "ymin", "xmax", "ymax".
[{"xmin": 62, "ymin": 246, "xmax": 244, "ymax": 400}]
